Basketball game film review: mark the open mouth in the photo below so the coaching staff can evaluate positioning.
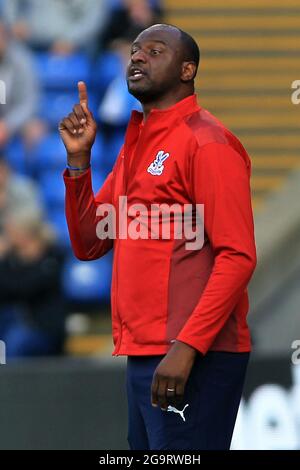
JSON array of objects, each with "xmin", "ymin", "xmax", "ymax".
[{"xmin": 128, "ymin": 68, "xmax": 146, "ymax": 81}]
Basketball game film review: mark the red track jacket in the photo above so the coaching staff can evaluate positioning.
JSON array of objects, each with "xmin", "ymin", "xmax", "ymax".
[{"xmin": 63, "ymin": 94, "xmax": 257, "ymax": 356}]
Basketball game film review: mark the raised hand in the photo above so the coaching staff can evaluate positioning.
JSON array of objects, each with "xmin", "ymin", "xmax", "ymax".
[{"xmin": 59, "ymin": 81, "xmax": 97, "ymax": 169}]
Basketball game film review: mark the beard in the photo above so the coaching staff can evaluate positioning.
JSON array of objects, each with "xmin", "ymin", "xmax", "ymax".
[{"xmin": 127, "ymin": 77, "xmax": 175, "ymax": 104}]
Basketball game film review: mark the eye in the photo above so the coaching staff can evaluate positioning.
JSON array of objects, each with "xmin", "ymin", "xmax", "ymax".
[
  {"xmin": 151, "ymin": 49, "xmax": 161, "ymax": 55},
  {"xmin": 131, "ymin": 49, "xmax": 139, "ymax": 55}
]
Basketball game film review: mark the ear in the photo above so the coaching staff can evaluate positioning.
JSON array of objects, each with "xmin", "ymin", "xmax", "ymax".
[{"xmin": 181, "ymin": 62, "xmax": 197, "ymax": 82}]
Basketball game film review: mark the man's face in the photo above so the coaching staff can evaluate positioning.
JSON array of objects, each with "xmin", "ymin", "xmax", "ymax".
[{"xmin": 126, "ymin": 27, "xmax": 182, "ymax": 103}]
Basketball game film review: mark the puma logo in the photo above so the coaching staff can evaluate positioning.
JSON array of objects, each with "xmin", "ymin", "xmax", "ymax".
[{"xmin": 167, "ymin": 404, "xmax": 189, "ymax": 422}]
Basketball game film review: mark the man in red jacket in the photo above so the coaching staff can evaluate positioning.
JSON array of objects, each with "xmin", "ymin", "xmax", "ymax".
[{"xmin": 59, "ymin": 24, "xmax": 257, "ymax": 450}]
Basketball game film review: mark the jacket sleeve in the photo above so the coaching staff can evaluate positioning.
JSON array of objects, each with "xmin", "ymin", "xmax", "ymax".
[
  {"xmin": 176, "ymin": 142, "xmax": 257, "ymax": 354},
  {"xmin": 63, "ymin": 167, "xmax": 114, "ymax": 261}
]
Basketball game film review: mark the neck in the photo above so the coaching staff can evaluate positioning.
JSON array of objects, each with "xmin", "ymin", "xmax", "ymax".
[{"xmin": 141, "ymin": 85, "xmax": 194, "ymax": 120}]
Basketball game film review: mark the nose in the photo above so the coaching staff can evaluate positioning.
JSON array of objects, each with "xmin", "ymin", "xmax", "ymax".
[{"xmin": 131, "ymin": 49, "xmax": 147, "ymax": 64}]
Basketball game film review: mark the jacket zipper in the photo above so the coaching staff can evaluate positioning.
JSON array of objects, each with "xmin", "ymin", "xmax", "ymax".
[
  {"xmin": 114, "ymin": 121, "xmax": 148, "ymax": 355},
  {"xmin": 113, "ymin": 155, "xmax": 126, "ymax": 355}
]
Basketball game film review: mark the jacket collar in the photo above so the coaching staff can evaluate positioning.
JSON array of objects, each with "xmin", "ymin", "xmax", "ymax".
[{"xmin": 130, "ymin": 94, "xmax": 200, "ymax": 125}]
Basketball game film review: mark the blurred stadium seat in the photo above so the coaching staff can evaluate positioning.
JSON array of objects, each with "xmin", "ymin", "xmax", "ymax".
[
  {"xmin": 34, "ymin": 52, "xmax": 91, "ymax": 90},
  {"xmin": 47, "ymin": 209, "xmax": 71, "ymax": 248},
  {"xmin": 30, "ymin": 132, "xmax": 105, "ymax": 173},
  {"xmin": 62, "ymin": 254, "xmax": 112, "ymax": 303},
  {"xmin": 30, "ymin": 133, "xmax": 66, "ymax": 173},
  {"xmin": 39, "ymin": 90, "xmax": 98, "ymax": 127},
  {"xmin": 91, "ymin": 169, "xmax": 106, "ymax": 194},
  {"xmin": 91, "ymin": 52, "xmax": 123, "ymax": 100},
  {"xmin": 41, "ymin": 168, "xmax": 108, "ymax": 248},
  {"xmin": 41, "ymin": 168, "xmax": 109, "ymax": 205},
  {"xmin": 103, "ymin": 130, "xmax": 125, "ymax": 171},
  {"xmin": 40, "ymin": 170, "xmax": 65, "ymax": 208},
  {"xmin": 5, "ymin": 137, "xmax": 27, "ymax": 175}
]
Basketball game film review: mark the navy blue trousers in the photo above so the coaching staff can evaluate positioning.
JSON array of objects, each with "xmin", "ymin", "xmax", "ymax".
[{"xmin": 126, "ymin": 351, "xmax": 249, "ymax": 450}]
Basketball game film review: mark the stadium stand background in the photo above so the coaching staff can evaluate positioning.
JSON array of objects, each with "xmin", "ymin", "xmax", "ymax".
[{"xmin": 0, "ymin": 0, "xmax": 300, "ymax": 450}]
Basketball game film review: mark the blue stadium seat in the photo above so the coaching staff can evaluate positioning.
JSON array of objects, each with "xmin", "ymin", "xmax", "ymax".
[
  {"xmin": 62, "ymin": 253, "xmax": 112, "ymax": 303},
  {"xmin": 89, "ymin": 134, "xmax": 105, "ymax": 171},
  {"xmin": 30, "ymin": 133, "xmax": 66, "ymax": 173},
  {"xmin": 47, "ymin": 208, "xmax": 71, "ymax": 248},
  {"xmin": 40, "ymin": 166, "xmax": 107, "ymax": 211},
  {"xmin": 34, "ymin": 52, "xmax": 91, "ymax": 90},
  {"xmin": 30, "ymin": 131, "xmax": 104, "ymax": 173},
  {"xmin": 91, "ymin": 169, "xmax": 106, "ymax": 194},
  {"xmin": 39, "ymin": 90, "xmax": 98, "ymax": 127},
  {"xmin": 103, "ymin": 130, "xmax": 125, "ymax": 171},
  {"xmin": 5, "ymin": 137, "xmax": 27, "ymax": 175},
  {"xmin": 40, "ymin": 170, "xmax": 65, "ymax": 209},
  {"xmin": 92, "ymin": 52, "xmax": 122, "ymax": 100}
]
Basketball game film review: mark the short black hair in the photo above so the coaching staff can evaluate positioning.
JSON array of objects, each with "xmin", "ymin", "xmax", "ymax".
[
  {"xmin": 178, "ymin": 30, "xmax": 200, "ymax": 77},
  {"xmin": 160, "ymin": 24, "xmax": 200, "ymax": 76},
  {"xmin": 141, "ymin": 24, "xmax": 200, "ymax": 76}
]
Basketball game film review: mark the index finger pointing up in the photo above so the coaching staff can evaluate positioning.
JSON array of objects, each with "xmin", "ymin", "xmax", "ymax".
[{"xmin": 78, "ymin": 81, "xmax": 88, "ymax": 105}]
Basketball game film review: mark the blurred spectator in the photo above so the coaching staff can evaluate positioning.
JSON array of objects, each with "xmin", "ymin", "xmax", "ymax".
[
  {"xmin": 0, "ymin": 211, "xmax": 66, "ymax": 358},
  {"xmin": 2, "ymin": 0, "xmax": 108, "ymax": 54},
  {"xmin": 0, "ymin": 157, "xmax": 43, "ymax": 234},
  {"xmin": 0, "ymin": 21, "xmax": 40, "ymax": 147},
  {"xmin": 98, "ymin": 37, "xmax": 141, "ymax": 126},
  {"xmin": 22, "ymin": 118, "xmax": 48, "ymax": 150},
  {"xmin": 101, "ymin": 0, "xmax": 162, "ymax": 50}
]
